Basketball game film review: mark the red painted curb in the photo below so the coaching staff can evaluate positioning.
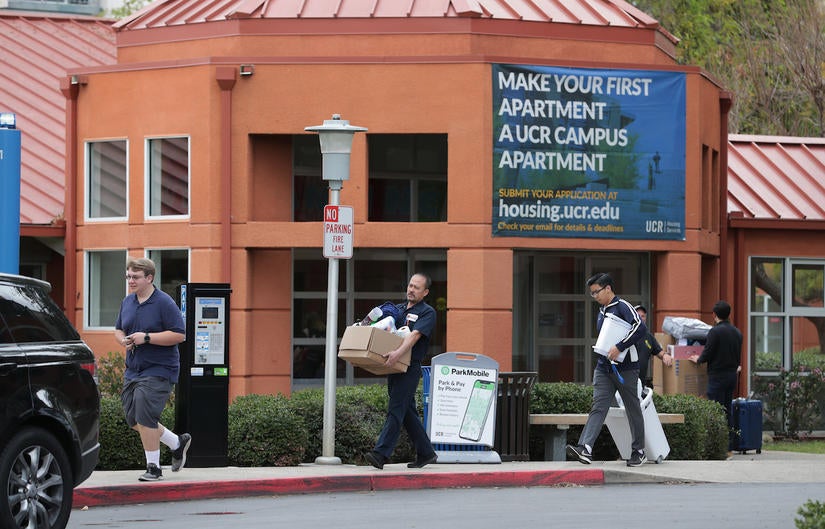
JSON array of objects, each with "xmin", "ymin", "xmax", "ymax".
[
  {"xmin": 371, "ymin": 469, "xmax": 604, "ymax": 491},
  {"xmin": 73, "ymin": 470, "xmax": 604, "ymax": 508}
]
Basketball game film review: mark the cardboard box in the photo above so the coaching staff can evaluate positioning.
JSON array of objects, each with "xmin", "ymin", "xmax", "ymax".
[
  {"xmin": 662, "ymin": 344, "xmax": 708, "ymax": 397},
  {"xmin": 655, "ymin": 332, "xmax": 675, "ymax": 348},
  {"xmin": 337, "ymin": 325, "xmax": 408, "ymax": 375}
]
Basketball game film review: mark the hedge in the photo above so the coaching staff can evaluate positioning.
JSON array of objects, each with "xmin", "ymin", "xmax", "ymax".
[{"xmin": 97, "ymin": 381, "xmax": 728, "ymax": 470}]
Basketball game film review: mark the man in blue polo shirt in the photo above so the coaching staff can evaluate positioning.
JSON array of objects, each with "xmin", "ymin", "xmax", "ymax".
[
  {"xmin": 364, "ymin": 273, "xmax": 438, "ymax": 469},
  {"xmin": 114, "ymin": 257, "xmax": 192, "ymax": 482}
]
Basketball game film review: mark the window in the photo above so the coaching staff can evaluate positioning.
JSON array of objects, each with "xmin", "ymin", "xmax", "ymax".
[
  {"xmin": 293, "ymin": 134, "xmax": 324, "ymax": 221},
  {"xmin": 85, "ymin": 250, "xmax": 127, "ymax": 329},
  {"xmin": 147, "ymin": 137, "xmax": 189, "ymax": 218},
  {"xmin": 292, "ymin": 248, "xmax": 447, "ymax": 389},
  {"xmin": 86, "ymin": 140, "xmax": 127, "ymax": 220},
  {"xmin": 750, "ymin": 257, "xmax": 825, "ymax": 431},
  {"xmin": 368, "ymin": 134, "xmax": 447, "ymax": 222},
  {"xmin": 146, "ymin": 249, "xmax": 189, "ymax": 301}
]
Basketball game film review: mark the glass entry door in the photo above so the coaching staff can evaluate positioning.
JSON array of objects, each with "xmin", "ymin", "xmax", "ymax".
[{"xmin": 513, "ymin": 252, "xmax": 649, "ymax": 384}]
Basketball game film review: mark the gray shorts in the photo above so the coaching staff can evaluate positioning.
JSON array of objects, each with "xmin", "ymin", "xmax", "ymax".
[{"xmin": 121, "ymin": 376, "xmax": 172, "ymax": 428}]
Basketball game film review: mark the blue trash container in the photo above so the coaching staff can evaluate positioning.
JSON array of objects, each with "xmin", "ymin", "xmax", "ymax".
[{"xmin": 421, "ymin": 366, "xmax": 432, "ymax": 430}]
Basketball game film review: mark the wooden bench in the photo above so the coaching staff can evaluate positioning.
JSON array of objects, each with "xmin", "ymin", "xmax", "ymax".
[{"xmin": 529, "ymin": 412, "xmax": 685, "ymax": 461}]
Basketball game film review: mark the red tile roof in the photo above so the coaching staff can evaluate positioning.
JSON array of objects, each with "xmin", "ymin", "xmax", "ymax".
[
  {"xmin": 114, "ymin": 0, "xmax": 671, "ymax": 37},
  {"xmin": 728, "ymin": 135, "xmax": 825, "ymax": 222},
  {"xmin": 0, "ymin": 10, "xmax": 116, "ymax": 225}
]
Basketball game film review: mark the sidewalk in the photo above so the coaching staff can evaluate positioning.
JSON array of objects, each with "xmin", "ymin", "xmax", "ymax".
[{"xmin": 73, "ymin": 450, "xmax": 825, "ymax": 508}]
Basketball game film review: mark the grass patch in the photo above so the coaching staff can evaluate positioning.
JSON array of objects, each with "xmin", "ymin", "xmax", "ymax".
[{"xmin": 764, "ymin": 439, "xmax": 825, "ymax": 455}]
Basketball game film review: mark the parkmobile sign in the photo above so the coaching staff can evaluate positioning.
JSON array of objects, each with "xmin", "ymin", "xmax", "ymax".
[{"xmin": 323, "ymin": 205, "xmax": 353, "ymax": 259}]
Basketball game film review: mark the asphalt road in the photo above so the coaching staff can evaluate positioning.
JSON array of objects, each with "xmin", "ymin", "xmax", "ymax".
[{"xmin": 68, "ymin": 481, "xmax": 825, "ymax": 529}]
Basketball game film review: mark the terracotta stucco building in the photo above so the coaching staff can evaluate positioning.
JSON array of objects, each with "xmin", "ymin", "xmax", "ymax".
[
  {"xmin": 59, "ymin": 0, "xmax": 824, "ymax": 415},
  {"xmin": 65, "ymin": 0, "xmax": 730, "ymax": 399}
]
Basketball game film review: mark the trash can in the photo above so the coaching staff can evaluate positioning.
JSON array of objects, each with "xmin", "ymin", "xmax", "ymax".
[
  {"xmin": 494, "ymin": 371, "xmax": 537, "ymax": 462},
  {"xmin": 422, "ymin": 365, "xmax": 432, "ymax": 430}
]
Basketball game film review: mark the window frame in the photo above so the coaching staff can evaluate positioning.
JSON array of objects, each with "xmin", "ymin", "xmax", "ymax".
[
  {"xmin": 85, "ymin": 138, "xmax": 129, "ymax": 222},
  {"xmin": 84, "ymin": 249, "xmax": 128, "ymax": 330},
  {"xmin": 291, "ymin": 247, "xmax": 447, "ymax": 390},
  {"xmin": 367, "ymin": 133, "xmax": 448, "ymax": 223},
  {"xmin": 750, "ymin": 256, "xmax": 825, "ymax": 376},
  {"xmin": 146, "ymin": 247, "xmax": 191, "ymax": 302},
  {"xmin": 145, "ymin": 135, "xmax": 191, "ymax": 220}
]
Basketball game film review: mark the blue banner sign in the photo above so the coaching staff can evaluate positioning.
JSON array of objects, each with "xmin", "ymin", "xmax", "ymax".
[{"xmin": 492, "ymin": 64, "xmax": 686, "ymax": 240}]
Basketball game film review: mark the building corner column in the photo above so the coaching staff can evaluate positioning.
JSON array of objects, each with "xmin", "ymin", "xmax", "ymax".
[
  {"xmin": 216, "ymin": 67, "xmax": 237, "ymax": 284},
  {"xmin": 59, "ymin": 77, "xmax": 80, "ymax": 323}
]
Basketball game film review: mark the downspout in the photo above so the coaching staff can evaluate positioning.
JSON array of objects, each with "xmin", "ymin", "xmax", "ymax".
[
  {"xmin": 718, "ymin": 91, "xmax": 733, "ymax": 302},
  {"xmin": 60, "ymin": 76, "xmax": 80, "ymax": 323},
  {"xmin": 717, "ymin": 90, "xmax": 743, "ymax": 392},
  {"xmin": 216, "ymin": 67, "xmax": 237, "ymax": 284}
]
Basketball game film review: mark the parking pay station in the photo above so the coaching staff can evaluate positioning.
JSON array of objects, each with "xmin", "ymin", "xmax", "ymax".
[
  {"xmin": 176, "ymin": 283, "xmax": 231, "ymax": 467},
  {"xmin": 427, "ymin": 352, "xmax": 500, "ymax": 463}
]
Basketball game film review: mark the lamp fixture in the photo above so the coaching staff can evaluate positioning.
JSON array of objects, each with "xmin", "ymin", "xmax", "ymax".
[
  {"xmin": 0, "ymin": 112, "xmax": 16, "ymax": 129},
  {"xmin": 239, "ymin": 64, "xmax": 254, "ymax": 77}
]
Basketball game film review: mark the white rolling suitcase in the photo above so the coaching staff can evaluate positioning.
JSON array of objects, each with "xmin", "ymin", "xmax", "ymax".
[{"xmin": 605, "ymin": 388, "xmax": 671, "ymax": 463}]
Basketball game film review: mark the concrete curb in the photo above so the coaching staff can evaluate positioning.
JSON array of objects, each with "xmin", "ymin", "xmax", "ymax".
[{"xmin": 73, "ymin": 469, "xmax": 605, "ymax": 508}]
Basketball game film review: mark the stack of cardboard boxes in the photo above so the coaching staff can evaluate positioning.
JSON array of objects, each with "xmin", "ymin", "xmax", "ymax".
[{"xmin": 651, "ymin": 332, "xmax": 708, "ymax": 397}]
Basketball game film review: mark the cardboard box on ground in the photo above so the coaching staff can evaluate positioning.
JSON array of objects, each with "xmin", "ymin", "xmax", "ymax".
[
  {"xmin": 651, "ymin": 332, "xmax": 708, "ymax": 397},
  {"xmin": 337, "ymin": 326, "xmax": 409, "ymax": 375}
]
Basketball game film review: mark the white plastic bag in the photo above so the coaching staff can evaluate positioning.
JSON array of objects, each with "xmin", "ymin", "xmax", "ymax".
[{"xmin": 662, "ymin": 316, "xmax": 711, "ymax": 341}]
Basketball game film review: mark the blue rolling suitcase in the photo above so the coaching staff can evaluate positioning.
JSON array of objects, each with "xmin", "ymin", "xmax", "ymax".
[{"xmin": 730, "ymin": 398, "xmax": 762, "ymax": 454}]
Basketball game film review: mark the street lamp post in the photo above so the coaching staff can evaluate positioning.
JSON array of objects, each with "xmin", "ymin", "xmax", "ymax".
[{"xmin": 305, "ymin": 114, "xmax": 366, "ymax": 465}]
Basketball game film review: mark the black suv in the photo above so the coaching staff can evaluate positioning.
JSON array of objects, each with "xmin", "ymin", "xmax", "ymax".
[{"xmin": 0, "ymin": 273, "xmax": 99, "ymax": 529}]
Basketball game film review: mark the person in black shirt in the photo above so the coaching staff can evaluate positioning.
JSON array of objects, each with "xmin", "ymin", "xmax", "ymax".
[
  {"xmin": 689, "ymin": 300, "xmax": 742, "ymax": 424},
  {"xmin": 634, "ymin": 305, "xmax": 672, "ymax": 388}
]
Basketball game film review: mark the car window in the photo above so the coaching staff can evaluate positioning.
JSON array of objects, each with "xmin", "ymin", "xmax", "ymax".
[{"xmin": 0, "ymin": 283, "xmax": 80, "ymax": 343}]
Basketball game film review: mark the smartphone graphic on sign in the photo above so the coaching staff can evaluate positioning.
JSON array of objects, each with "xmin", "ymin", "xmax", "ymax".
[{"xmin": 459, "ymin": 379, "xmax": 496, "ymax": 442}]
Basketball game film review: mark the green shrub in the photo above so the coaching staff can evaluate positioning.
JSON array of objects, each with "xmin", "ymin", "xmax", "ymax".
[
  {"xmin": 526, "ymin": 382, "xmax": 728, "ymax": 461},
  {"xmin": 96, "ymin": 351, "xmax": 125, "ymax": 398},
  {"xmin": 796, "ymin": 499, "xmax": 825, "ymax": 529},
  {"xmin": 752, "ymin": 364, "xmax": 825, "ymax": 438},
  {"xmin": 97, "ymin": 379, "xmax": 729, "ymax": 469},
  {"xmin": 289, "ymin": 383, "xmax": 415, "ymax": 465},
  {"xmin": 654, "ymin": 393, "xmax": 728, "ymax": 460},
  {"xmin": 97, "ymin": 395, "xmax": 176, "ymax": 470},
  {"xmin": 228, "ymin": 394, "xmax": 308, "ymax": 466}
]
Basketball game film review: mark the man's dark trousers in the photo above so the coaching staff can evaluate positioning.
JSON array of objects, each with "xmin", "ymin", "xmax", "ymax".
[{"xmin": 375, "ymin": 362, "xmax": 432, "ymax": 458}]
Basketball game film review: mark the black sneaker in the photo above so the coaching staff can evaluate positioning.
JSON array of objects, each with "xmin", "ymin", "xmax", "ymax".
[
  {"xmin": 364, "ymin": 451, "xmax": 386, "ymax": 470},
  {"xmin": 407, "ymin": 452, "xmax": 437, "ymax": 468},
  {"xmin": 171, "ymin": 433, "xmax": 192, "ymax": 472},
  {"xmin": 138, "ymin": 463, "xmax": 163, "ymax": 482},
  {"xmin": 565, "ymin": 444, "xmax": 592, "ymax": 464},
  {"xmin": 627, "ymin": 450, "xmax": 647, "ymax": 467}
]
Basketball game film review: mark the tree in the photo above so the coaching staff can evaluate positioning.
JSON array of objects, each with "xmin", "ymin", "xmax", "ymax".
[
  {"xmin": 632, "ymin": 0, "xmax": 825, "ymax": 137},
  {"xmin": 109, "ymin": 0, "xmax": 148, "ymax": 19}
]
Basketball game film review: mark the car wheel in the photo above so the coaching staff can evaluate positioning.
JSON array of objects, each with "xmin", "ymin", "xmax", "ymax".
[{"xmin": 0, "ymin": 427, "xmax": 73, "ymax": 529}]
